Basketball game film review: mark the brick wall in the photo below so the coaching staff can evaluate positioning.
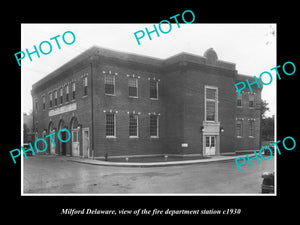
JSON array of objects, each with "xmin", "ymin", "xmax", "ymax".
[
  {"xmin": 31, "ymin": 47, "xmax": 262, "ymax": 158},
  {"xmin": 91, "ymin": 57, "xmax": 166, "ymax": 157},
  {"xmin": 235, "ymin": 75, "xmax": 262, "ymax": 151},
  {"xmin": 180, "ymin": 63, "xmax": 236, "ymax": 155}
]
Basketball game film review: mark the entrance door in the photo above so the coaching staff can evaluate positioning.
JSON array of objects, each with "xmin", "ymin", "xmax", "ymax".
[
  {"xmin": 72, "ymin": 130, "xmax": 79, "ymax": 157},
  {"xmin": 205, "ymin": 135, "xmax": 216, "ymax": 156},
  {"xmin": 50, "ymin": 129, "xmax": 55, "ymax": 154},
  {"xmin": 60, "ymin": 131, "xmax": 67, "ymax": 155},
  {"xmin": 82, "ymin": 128, "xmax": 90, "ymax": 158}
]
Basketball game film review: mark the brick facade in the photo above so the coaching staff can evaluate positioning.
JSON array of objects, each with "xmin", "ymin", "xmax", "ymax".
[{"xmin": 31, "ymin": 46, "xmax": 262, "ymax": 158}]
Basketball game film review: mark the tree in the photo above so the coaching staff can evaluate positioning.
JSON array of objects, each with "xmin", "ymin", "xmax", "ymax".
[
  {"xmin": 260, "ymin": 100, "xmax": 274, "ymax": 141},
  {"xmin": 260, "ymin": 100, "xmax": 270, "ymax": 119},
  {"xmin": 261, "ymin": 116, "xmax": 274, "ymax": 141}
]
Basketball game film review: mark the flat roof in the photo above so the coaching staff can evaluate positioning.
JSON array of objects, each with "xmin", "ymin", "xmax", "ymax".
[{"xmin": 32, "ymin": 46, "xmax": 238, "ymax": 92}]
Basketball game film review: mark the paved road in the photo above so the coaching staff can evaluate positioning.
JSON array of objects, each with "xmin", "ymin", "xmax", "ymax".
[{"xmin": 23, "ymin": 155, "xmax": 275, "ymax": 194}]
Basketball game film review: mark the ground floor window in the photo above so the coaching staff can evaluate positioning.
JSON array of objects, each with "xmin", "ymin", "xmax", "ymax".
[
  {"xmin": 106, "ymin": 112, "xmax": 116, "ymax": 137},
  {"xmin": 150, "ymin": 114, "xmax": 159, "ymax": 137},
  {"xmin": 236, "ymin": 119, "xmax": 243, "ymax": 137},
  {"xmin": 129, "ymin": 113, "xmax": 138, "ymax": 137},
  {"xmin": 249, "ymin": 119, "xmax": 255, "ymax": 137}
]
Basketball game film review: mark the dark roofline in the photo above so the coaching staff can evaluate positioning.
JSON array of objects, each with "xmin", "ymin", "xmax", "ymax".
[
  {"xmin": 237, "ymin": 73, "xmax": 263, "ymax": 90},
  {"xmin": 32, "ymin": 46, "xmax": 98, "ymax": 90},
  {"xmin": 32, "ymin": 46, "xmax": 238, "ymax": 92}
]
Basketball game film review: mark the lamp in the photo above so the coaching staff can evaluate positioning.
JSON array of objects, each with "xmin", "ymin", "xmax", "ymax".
[
  {"xmin": 201, "ymin": 126, "xmax": 204, "ymax": 132},
  {"xmin": 220, "ymin": 126, "xmax": 224, "ymax": 132}
]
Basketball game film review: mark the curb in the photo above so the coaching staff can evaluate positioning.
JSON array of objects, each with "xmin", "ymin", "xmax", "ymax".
[{"xmin": 66, "ymin": 154, "xmax": 254, "ymax": 168}]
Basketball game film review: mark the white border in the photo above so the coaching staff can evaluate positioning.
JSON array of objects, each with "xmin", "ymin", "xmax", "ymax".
[{"xmin": 21, "ymin": 23, "xmax": 277, "ymax": 196}]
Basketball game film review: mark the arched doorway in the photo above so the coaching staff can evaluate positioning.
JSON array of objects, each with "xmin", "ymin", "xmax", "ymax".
[
  {"xmin": 70, "ymin": 117, "xmax": 80, "ymax": 157},
  {"xmin": 48, "ymin": 122, "xmax": 56, "ymax": 154},
  {"xmin": 58, "ymin": 119, "xmax": 67, "ymax": 156}
]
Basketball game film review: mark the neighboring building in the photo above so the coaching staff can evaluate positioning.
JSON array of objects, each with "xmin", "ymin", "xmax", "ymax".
[
  {"xmin": 23, "ymin": 112, "xmax": 33, "ymax": 143},
  {"xmin": 31, "ymin": 46, "xmax": 262, "ymax": 158}
]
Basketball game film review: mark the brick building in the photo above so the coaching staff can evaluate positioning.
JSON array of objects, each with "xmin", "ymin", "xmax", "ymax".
[{"xmin": 31, "ymin": 46, "xmax": 262, "ymax": 158}]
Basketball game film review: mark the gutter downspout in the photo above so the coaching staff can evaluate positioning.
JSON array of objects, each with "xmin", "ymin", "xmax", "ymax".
[{"xmin": 90, "ymin": 60, "xmax": 95, "ymax": 160}]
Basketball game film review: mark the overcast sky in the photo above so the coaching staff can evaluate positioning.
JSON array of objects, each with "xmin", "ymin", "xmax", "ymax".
[{"xmin": 21, "ymin": 23, "xmax": 276, "ymax": 117}]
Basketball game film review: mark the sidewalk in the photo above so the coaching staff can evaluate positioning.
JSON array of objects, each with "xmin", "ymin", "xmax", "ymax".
[{"xmin": 65, "ymin": 154, "xmax": 253, "ymax": 168}]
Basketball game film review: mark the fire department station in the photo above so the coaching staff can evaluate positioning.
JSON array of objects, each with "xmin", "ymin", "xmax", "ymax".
[{"xmin": 31, "ymin": 46, "xmax": 262, "ymax": 158}]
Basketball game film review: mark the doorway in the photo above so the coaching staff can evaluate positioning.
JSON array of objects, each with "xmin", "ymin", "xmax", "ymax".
[
  {"xmin": 60, "ymin": 131, "xmax": 67, "ymax": 156},
  {"xmin": 204, "ymin": 135, "xmax": 216, "ymax": 156},
  {"xmin": 82, "ymin": 128, "xmax": 90, "ymax": 158},
  {"xmin": 71, "ymin": 117, "xmax": 80, "ymax": 157}
]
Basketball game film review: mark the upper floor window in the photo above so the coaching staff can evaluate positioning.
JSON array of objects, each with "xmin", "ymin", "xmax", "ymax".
[
  {"xmin": 237, "ymin": 93, "xmax": 242, "ymax": 107},
  {"xmin": 249, "ymin": 93, "xmax": 254, "ymax": 108},
  {"xmin": 42, "ymin": 95, "xmax": 45, "ymax": 110},
  {"xmin": 83, "ymin": 76, "xmax": 88, "ymax": 96},
  {"xmin": 60, "ymin": 88, "xmax": 63, "ymax": 104},
  {"xmin": 128, "ymin": 77, "xmax": 138, "ymax": 98},
  {"xmin": 150, "ymin": 80, "xmax": 158, "ymax": 99},
  {"xmin": 72, "ymin": 82, "xmax": 76, "ymax": 100},
  {"xmin": 65, "ymin": 85, "xmax": 69, "ymax": 102},
  {"xmin": 205, "ymin": 86, "xmax": 218, "ymax": 122},
  {"xmin": 105, "ymin": 74, "xmax": 115, "ymax": 95},
  {"xmin": 49, "ymin": 92, "xmax": 53, "ymax": 108},
  {"xmin": 54, "ymin": 90, "xmax": 58, "ymax": 106},
  {"xmin": 34, "ymin": 98, "xmax": 38, "ymax": 113}
]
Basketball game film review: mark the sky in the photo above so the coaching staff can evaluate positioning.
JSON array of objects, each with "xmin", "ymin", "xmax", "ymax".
[{"xmin": 21, "ymin": 23, "xmax": 276, "ymax": 117}]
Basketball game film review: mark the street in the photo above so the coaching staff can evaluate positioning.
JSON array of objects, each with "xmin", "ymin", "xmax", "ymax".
[{"xmin": 23, "ymin": 155, "xmax": 275, "ymax": 194}]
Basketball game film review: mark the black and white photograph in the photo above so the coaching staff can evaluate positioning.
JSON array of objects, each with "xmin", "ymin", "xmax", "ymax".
[
  {"xmin": 4, "ymin": 5, "xmax": 298, "ymax": 221},
  {"xmin": 21, "ymin": 23, "xmax": 276, "ymax": 195}
]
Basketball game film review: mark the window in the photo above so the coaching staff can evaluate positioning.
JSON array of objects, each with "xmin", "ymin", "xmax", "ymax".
[
  {"xmin": 65, "ymin": 85, "xmax": 69, "ymax": 102},
  {"xmin": 49, "ymin": 93, "xmax": 53, "ymax": 108},
  {"xmin": 236, "ymin": 119, "xmax": 243, "ymax": 137},
  {"xmin": 60, "ymin": 88, "xmax": 63, "ymax": 104},
  {"xmin": 72, "ymin": 82, "xmax": 76, "ymax": 100},
  {"xmin": 106, "ymin": 112, "xmax": 116, "ymax": 137},
  {"xmin": 105, "ymin": 74, "xmax": 115, "ymax": 95},
  {"xmin": 129, "ymin": 113, "xmax": 138, "ymax": 137},
  {"xmin": 205, "ymin": 136, "xmax": 210, "ymax": 147},
  {"xmin": 34, "ymin": 98, "xmax": 38, "ymax": 113},
  {"xmin": 249, "ymin": 94, "xmax": 254, "ymax": 108},
  {"xmin": 150, "ymin": 80, "xmax": 158, "ymax": 99},
  {"xmin": 54, "ymin": 90, "xmax": 58, "ymax": 106},
  {"xmin": 128, "ymin": 78, "xmax": 138, "ymax": 97},
  {"xmin": 150, "ymin": 114, "xmax": 159, "ymax": 137},
  {"xmin": 83, "ymin": 76, "xmax": 88, "ymax": 96},
  {"xmin": 72, "ymin": 131, "xmax": 78, "ymax": 142},
  {"xmin": 249, "ymin": 119, "xmax": 255, "ymax": 137},
  {"xmin": 237, "ymin": 94, "xmax": 242, "ymax": 107},
  {"xmin": 205, "ymin": 87, "xmax": 218, "ymax": 121},
  {"xmin": 42, "ymin": 95, "xmax": 45, "ymax": 110}
]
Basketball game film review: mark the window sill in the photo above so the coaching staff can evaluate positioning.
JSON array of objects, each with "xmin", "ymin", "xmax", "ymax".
[
  {"xmin": 237, "ymin": 136, "xmax": 243, "ymax": 138},
  {"xmin": 249, "ymin": 136, "xmax": 255, "ymax": 138},
  {"xmin": 106, "ymin": 136, "xmax": 116, "ymax": 139},
  {"xmin": 204, "ymin": 120, "xmax": 219, "ymax": 123},
  {"xmin": 82, "ymin": 95, "xmax": 88, "ymax": 98},
  {"xmin": 105, "ymin": 94, "xmax": 116, "ymax": 97},
  {"xmin": 129, "ymin": 136, "xmax": 139, "ymax": 139},
  {"xmin": 129, "ymin": 96, "xmax": 138, "ymax": 99},
  {"xmin": 150, "ymin": 98, "xmax": 159, "ymax": 100},
  {"xmin": 150, "ymin": 136, "xmax": 159, "ymax": 139}
]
